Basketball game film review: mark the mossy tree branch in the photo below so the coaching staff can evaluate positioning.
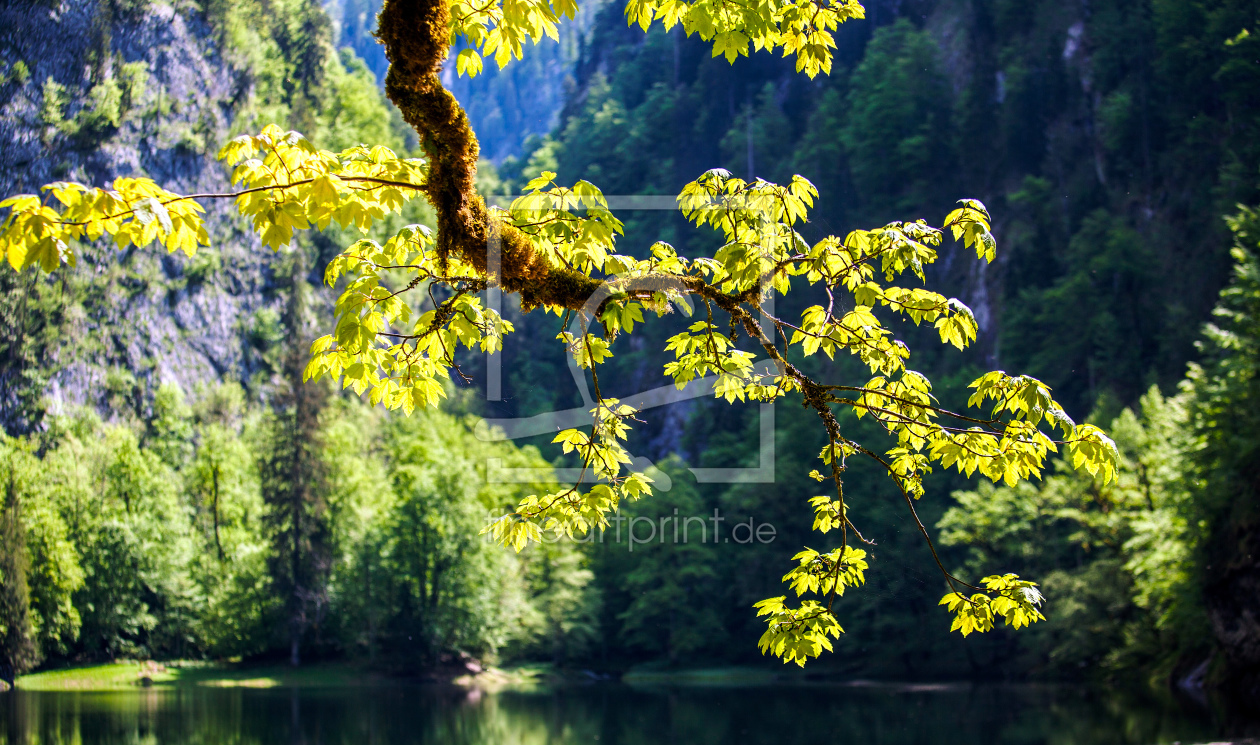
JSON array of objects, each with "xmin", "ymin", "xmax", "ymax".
[{"xmin": 377, "ymin": 0, "xmax": 602, "ymax": 311}]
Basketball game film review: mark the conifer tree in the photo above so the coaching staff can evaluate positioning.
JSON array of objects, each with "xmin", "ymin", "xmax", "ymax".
[
  {"xmin": 0, "ymin": 456, "xmax": 38, "ymax": 686},
  {"xmin": 260, "ymin": 251, "xmax": 333, "ymax": 666},
  {"xmin": 1191, "ymin": 204, "xmax": 1260, "ymax": 700}
]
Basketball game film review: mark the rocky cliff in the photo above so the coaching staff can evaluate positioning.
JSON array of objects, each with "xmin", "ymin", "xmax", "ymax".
[{"xmin": 0, "ymin": 0, "xmax": 286, "ymax": 430}]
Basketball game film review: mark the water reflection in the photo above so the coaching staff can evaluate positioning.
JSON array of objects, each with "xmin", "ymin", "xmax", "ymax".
[{"xmin": 0, "ymin": 681, "xmax": 1217, "ymax": 745}]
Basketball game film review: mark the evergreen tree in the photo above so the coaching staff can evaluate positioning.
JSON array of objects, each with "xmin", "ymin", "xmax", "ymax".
[
  {"xmin": 1189, "ymin": 202, "xmax": 1260, "ymax": 701},
  {"xmin": 0, "ymin": 454, "xmax": 38, "ymax": 685},
  {"xmin": 260, "ymin": 252, "xmax": 333, "ymax": 666}
]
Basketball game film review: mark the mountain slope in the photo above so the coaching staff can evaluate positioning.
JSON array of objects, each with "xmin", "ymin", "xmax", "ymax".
[{"xmin": 0, "ymin": 0, "xmax": 404, "ymax": 433}]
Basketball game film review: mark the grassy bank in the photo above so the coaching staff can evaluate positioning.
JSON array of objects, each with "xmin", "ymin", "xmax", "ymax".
[
  {"xmin": 14, "ymin": 660, "xmax": 552, "ymax": 692},
  {"xmin": 16, "ymin": 661, "xmax": 388, "ymax": 691},
  {"xmin": 14, "ymin": 661, "xmax": 971, "ymax": 692}
]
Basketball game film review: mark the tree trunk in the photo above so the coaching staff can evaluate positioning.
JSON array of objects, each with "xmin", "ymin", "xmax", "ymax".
[{"xmin": 211, "ymin": 463, "xmax": 223, "ymax": 560}]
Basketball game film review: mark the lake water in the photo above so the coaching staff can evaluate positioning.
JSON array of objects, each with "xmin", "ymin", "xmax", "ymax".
[{"xmin": 0, "ymin": 680, "xmax": 1220, "ymax": 745}]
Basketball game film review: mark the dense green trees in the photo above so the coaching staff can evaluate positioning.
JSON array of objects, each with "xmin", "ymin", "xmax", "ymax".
[
  {"xmin": 837, "ymin": 19, "xmax": 952, "ymax": 221},
  {"xmin": 0, "ymin": 0, "xmax": 1128, "ymax": 668},
  {"xmin": 473, "ymin": 0, "xmax": 1260, "ymax": 680},
  {"xmin": 603, "ymin": 461, "xmax": 726, "ymax": 663},
  {"xmin": 11, "ymin": 0, "xmax": 1241, "ymax": 680},
  {"xmin": 510, "ymin": 0, "xmax": 1260, "ymax": 416},
  {"xmin": 182, "ymin": 385, "xmax": 275, "ymax": 660},
  {"xmin": 0, "ymin": 0, "xmax": 595, "ymax": 676},
  {"xmin": 365, "ymin": 407, "xmax": 592, "ymax": 666},
  {"xmin": 936, "ymin": 199, "xmax": 1260, "ymax": 689},
  {"xmin": 0, "ymin": 383, "xmax": 599, "ymax": 670}
]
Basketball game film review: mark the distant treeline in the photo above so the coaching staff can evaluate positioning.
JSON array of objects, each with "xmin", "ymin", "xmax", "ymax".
[
  {"xmin": 494, "ymin": 0, "xmax": 1260, "ymax": 419},
  {"xmin": 0, "ymin": 258, "xmax": 602, "ymax": 676}
]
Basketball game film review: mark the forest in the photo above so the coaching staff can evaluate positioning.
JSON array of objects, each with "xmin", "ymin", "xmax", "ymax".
[{"xmin": 0, "ymin": 0, "xmax": 1258, "ymax": 715}]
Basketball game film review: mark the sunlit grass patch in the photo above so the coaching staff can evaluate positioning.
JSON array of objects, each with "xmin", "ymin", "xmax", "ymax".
[
  {"xmin": 16, "ymin": 661, "xmax": 380, "ymax": 691},
  {"xmin": 16, "ymin": 661, "xmax": 176, "ymax": 691}
]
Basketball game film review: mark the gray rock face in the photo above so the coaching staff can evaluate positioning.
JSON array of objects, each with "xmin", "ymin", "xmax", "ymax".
[{"xmin": 0, "ymin": 0, "xmax": 283, "ymax": 424}]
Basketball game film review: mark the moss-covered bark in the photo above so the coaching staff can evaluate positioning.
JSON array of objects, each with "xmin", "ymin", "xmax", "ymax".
[{"xmin": 377, "ymin": 0, "xmax": 602, "ymax": 311}]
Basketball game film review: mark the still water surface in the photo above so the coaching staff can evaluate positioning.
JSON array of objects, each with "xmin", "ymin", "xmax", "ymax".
[{"xmin": 0, "ymin": 681, "xmax": 1218, "ymax": 744}]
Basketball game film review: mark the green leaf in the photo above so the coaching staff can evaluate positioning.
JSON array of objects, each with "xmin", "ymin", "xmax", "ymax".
[{"xmin": 456, "ymin": 48, "xmax": 484, "ymax": 77}]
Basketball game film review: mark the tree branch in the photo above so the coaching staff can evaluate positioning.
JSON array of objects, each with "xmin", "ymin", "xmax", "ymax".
[{"xmin": 377, "ymin": 0, "xmax": 602, "ymax": 311}]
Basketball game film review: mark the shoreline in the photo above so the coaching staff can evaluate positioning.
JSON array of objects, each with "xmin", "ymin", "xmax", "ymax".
[{"xmin": 9, "ymin": 660, "xmax": 544, "ymax": 692}]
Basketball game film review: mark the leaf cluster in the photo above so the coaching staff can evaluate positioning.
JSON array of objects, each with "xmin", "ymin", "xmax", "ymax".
[
  {"xmin": 938, "ymin": 574, "xmax": 1046, "ymax": 637},
  {"xmin": 625, "ymin": 0, "xmax": 866, "ymax": 76}
]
